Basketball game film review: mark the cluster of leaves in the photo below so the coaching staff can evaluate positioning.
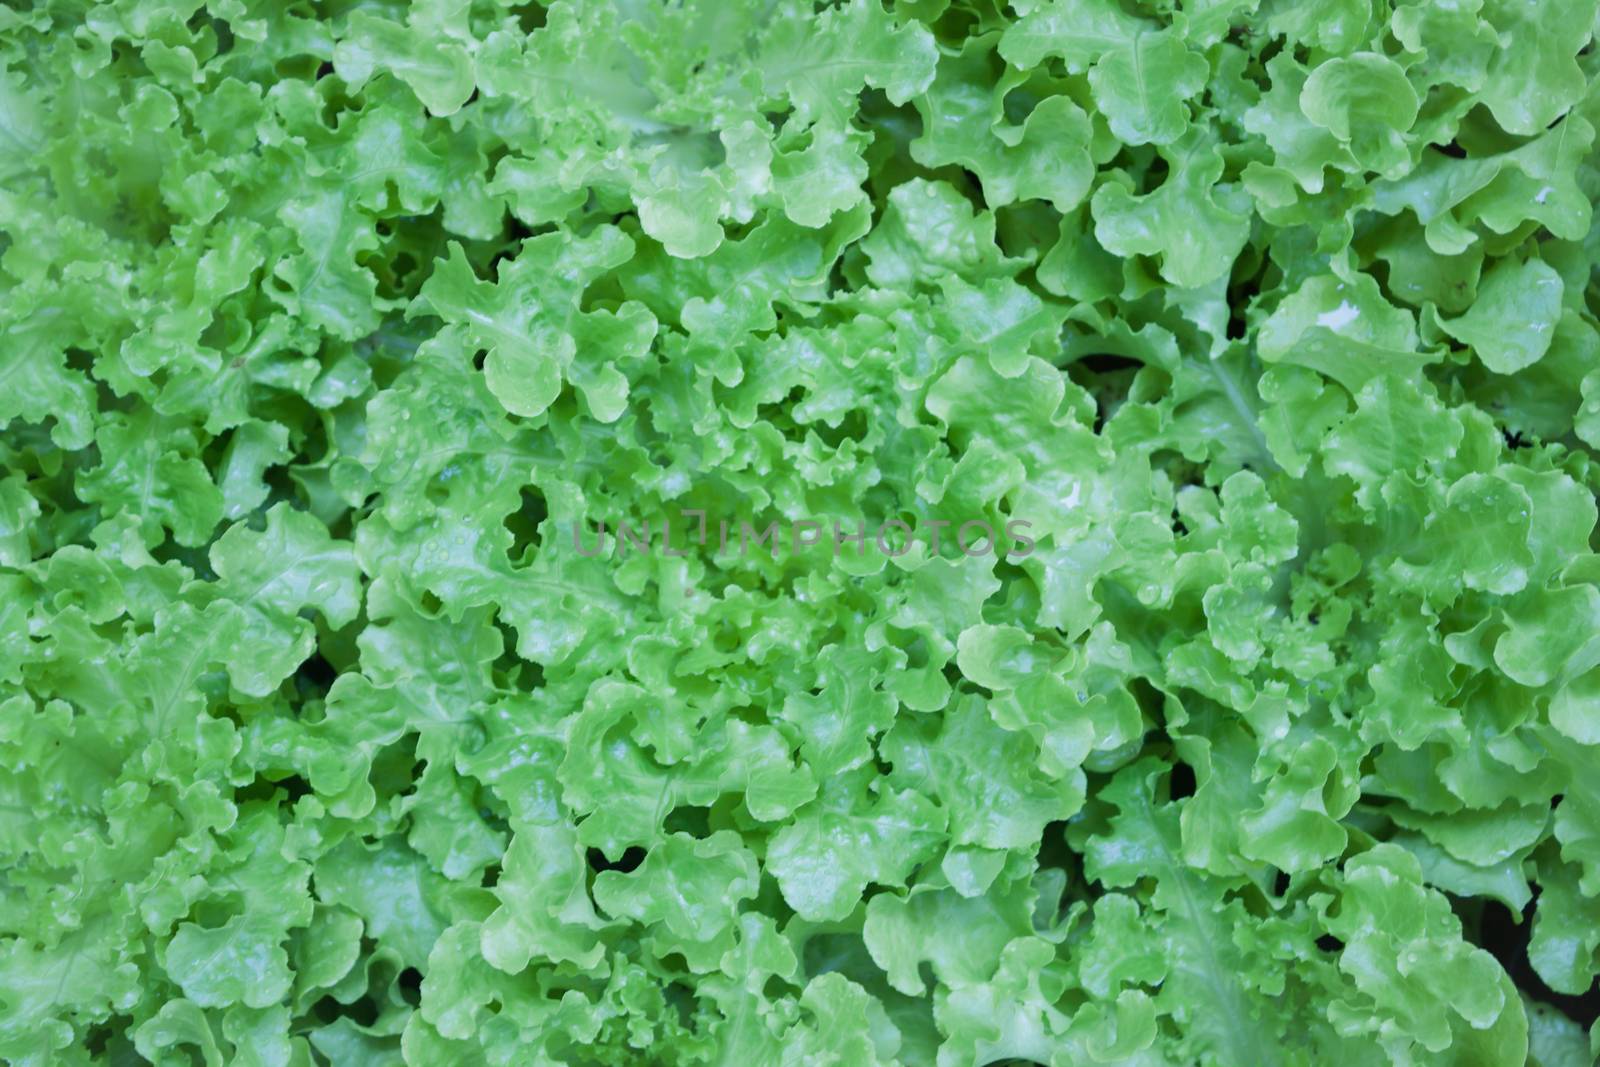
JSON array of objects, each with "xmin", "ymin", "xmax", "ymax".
[{"xmin": 3, "ymin": 0, "xmax": 1600, "ymax": 1063}]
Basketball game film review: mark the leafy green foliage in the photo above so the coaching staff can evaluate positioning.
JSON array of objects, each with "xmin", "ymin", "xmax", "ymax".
[{"xmin": 2, "ymin": 0, "xmax": 1600, "ymax": 1064}]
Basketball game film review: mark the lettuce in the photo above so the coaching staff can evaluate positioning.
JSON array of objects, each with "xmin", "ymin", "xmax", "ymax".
[{"xmin": 2, "ymin": 0, "xmax": 1599, "ymax": 1064}]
